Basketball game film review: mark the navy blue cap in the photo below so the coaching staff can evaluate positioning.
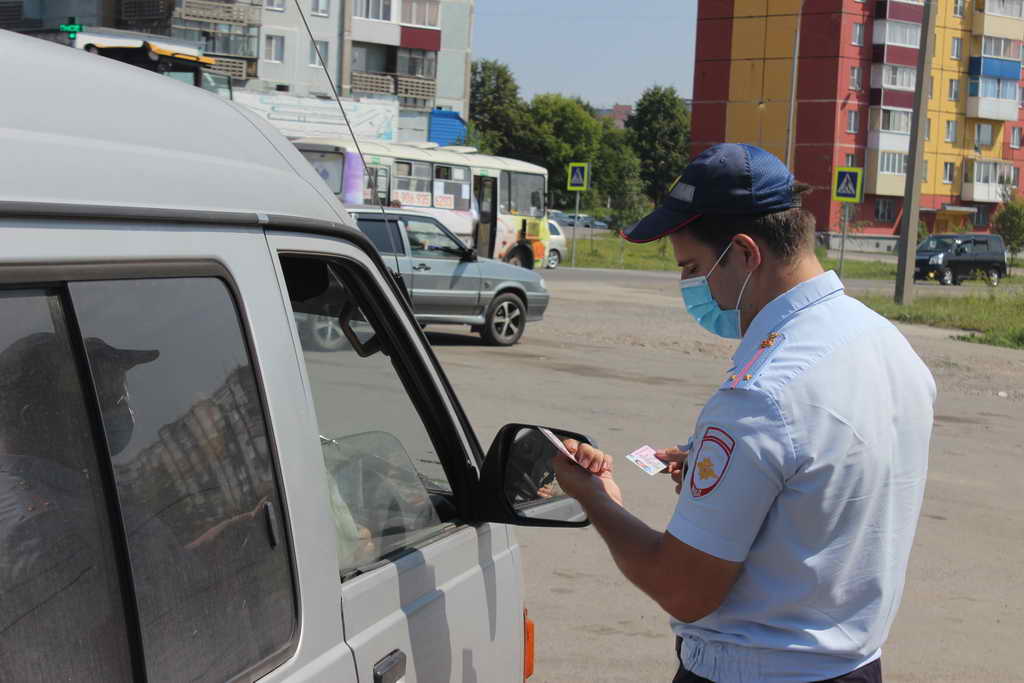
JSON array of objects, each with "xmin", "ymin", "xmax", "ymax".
[{"xmin": 622, "ymin": 143, "xmax": 798, "ymax": 243}]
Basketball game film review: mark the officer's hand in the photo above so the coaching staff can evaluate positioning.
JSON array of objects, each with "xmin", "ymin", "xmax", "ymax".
[
  {"xmin": 655, "ymin": 447, "xmax": 688, "ymax": 495},
  {"xmin": 553, "ymin": 440, "xmax": 622, "ymax": 506}
]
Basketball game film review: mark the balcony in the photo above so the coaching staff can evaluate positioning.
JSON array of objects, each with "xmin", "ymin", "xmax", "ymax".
[
  {"xmin": 351, "ymin": 71, "xmax": 396, "ymax": 95},
  {"xmin": 174, "ymin": 0, "xmax": 261, "ymax": 24},
  {"xmin": 395, "ymin": 75, "xmax": 436, "ymax": 100},
  {"xmin": 864, "ymin": 149, "xmax": 908, "ymax": 197},
  {"xmin": 961, "ymin": 159, "xmax": 1015, "ymax": 202},
  {"xmin": 962, "ymin": 181, "xmax": 1006, "ymax": 201},
  {"xmin": 972, "ymin": 5, "xmax": 1024, "ymax": 39},
  {"xmin": 966, "ymin": 96, "xmax": 1019, "ymax": 120}
]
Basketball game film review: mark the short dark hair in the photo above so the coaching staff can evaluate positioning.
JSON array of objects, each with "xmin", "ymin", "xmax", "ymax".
[{"xmin": 682, "ymin": 182, "xmax": 815, "ymax": 261}]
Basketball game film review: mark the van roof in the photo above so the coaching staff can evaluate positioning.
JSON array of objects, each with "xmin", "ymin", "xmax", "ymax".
[{"xmin": 0, "ymin": 29, "xmax": 351, "ymax": 234}]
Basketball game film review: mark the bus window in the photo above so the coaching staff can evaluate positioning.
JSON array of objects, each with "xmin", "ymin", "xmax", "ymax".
[
  {"xmin": 499, "ymin": 171, "xmax": 511, "ymax": 214},
  {"xmin": 394, "ymin": 160, "xmax": 432, "ymax": 207},
  {"xmin": 363, "ymin": 166, "xmax": 390, "ymax": 205},
  {"xmin": 433, "ymin": 164, "xmax": 471, "ymax": 211},
  {"xmin": 303, "ymin": 152, "xmax": 345, "ymax": 195},
  {"xmin": 509, "ymin": 172, "xmax": 545, "ymax": 218}
]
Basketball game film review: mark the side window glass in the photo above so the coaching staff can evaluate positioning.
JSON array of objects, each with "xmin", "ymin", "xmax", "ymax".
[
  {"xmin": 0, "ymin": 289, "xmax": 133, "ymax": 681},
  {"xmin": 356, "ymin": 216, "xmax": 405, "ymax": 255},
  {"xmin": 281, "ymin": 255, "xmax": 455, "ymax": 577},
  {"xmin": 71, "ymin": 277, "xmax": 296, "ymax": 683},
  {"xmin": 404, "ymin": 217, "xmax": 463, "ymax": 259}
]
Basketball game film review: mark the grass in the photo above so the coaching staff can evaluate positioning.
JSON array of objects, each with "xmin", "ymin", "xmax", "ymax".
[{"xmin": 856, "ymin": 292, "xmax": 1024, "ymax": 350}]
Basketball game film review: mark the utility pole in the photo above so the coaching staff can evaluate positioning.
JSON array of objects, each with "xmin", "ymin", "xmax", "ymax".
[
  {"xmin": 784, "ymin": 1, "xmax": 805, "ymax": 170},
  {"xmin": 895, "ymin": 0, "xmax": 934, "ymax": 305}
]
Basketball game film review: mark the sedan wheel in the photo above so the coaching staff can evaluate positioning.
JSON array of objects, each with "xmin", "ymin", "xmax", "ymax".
[
  {"xmin": 481, "ymin": 293, "xmax": 526, "ymax": 346},
  {"xmin": 940, "ymin": 267, "xmax": 955, "ymax": 286},
  {"xmin": 988, "ymin": 269, "xmax": 1000, "ymax": 287},
  {"xmin": 546, "ymin": 250, "xmax": 561, "ymax": 269}
]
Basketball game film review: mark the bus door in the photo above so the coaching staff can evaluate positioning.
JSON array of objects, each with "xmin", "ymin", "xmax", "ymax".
[
  {"xmin": 473, "ymin": 175, "xmax": 497, "ymax": 257},
  {"xmin": 364, "ymin": 165, "xmax": 390, "ymax": 205}
]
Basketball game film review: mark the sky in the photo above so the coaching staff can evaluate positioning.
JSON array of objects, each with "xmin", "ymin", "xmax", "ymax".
[{"xmin": 471, "ymin": 0, "xmax": 698, "ymax": 109}]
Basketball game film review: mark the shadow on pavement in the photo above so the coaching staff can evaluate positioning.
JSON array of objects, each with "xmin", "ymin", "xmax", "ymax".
[{"xmin": 424, "ymin": 330, "xmax": 485, "ymax": 347}]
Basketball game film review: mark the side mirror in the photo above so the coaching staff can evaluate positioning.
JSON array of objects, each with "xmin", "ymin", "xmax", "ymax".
[
  {"xmin": 461, "ymin": 247, "xmax": 478, "ymax": 262},
  {"xmin": 473, "ymin": 423, "xmax": 591, "ymax": 527}
]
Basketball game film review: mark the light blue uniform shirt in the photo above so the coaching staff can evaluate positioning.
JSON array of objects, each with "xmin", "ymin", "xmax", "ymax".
[{"xmin": 668, "ymin": 271, "xmax": 935, "ymax": 682}]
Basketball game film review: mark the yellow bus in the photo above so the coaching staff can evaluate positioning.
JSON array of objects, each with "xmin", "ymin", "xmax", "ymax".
[{"xmin": 293, "ymin": 138, "xmax": 550, "ymax": 269}]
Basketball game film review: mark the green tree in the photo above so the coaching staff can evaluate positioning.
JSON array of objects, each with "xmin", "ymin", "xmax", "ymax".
[
  {"xmin": 455, "ymin": 121, "xmax": 498, "ymax": 155},
  {"xmin": 510, "ymin": 94, "xmax": 604, "ymax": 209},
  {"xmin": 469, "ymin": 60, "xmax": 526, "ymax": 154},
  {"xmin": 993, "ymin": 192, "xmax": 1024, "ymax": 273},
  {"xmin": 626, "ymin": 86, "xmax": 691, "ymax": 202},
  {"xmin": 593, "ymin": 121, "xmax": 648, "ymax": 229}
]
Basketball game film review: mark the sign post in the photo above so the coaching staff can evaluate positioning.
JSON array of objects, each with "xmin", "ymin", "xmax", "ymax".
[
  {"xmin": 832, "ymin": 166, "xmax": 864, "ymax": 279},
  {"xmin": 567, "ymin": 162, "xmax": 590, "ymax": 267}
]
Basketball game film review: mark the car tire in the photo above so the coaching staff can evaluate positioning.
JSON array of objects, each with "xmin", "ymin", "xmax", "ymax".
[
  {"xmin": 940, "ymin": 267, "xmax": 955, "ymax": 286},
  {"xmin": 506, "ymin": 246, "xmax": 534, "ymax": 270},
  {"xmin": 988, "ymin": 268, "xmax": 1000, "ymax": 287},
  {"xmin": 481, "ymin": 293, "xmax": 526, "ymax": 346},
  {"xmin": 305, "ymin": 306, "xmax": 349, "ymax": 352},
  {"xmin": 546, "ymin": 250, "xmax": 561, "ymax": 269}
]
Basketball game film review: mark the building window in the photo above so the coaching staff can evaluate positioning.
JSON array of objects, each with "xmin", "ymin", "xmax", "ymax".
[
  {"xmin": 850, "ymin": 66, "xmax": 862, "ymax": 91},
  {"xmin": 982, "ymin": 36, "xmax": 1016, "ymax": 59},
  {"xmin": 1014, "ymin": 166, "xmax": 1021, "ymax": 188},
  {"xmin": 929, "ymin": 75, "xmax": 934, "ymax": 99},
  {"xmin": 945, "ymin": 119, "xmax": 958, "ymax": 142},
  {"xmin": 881, "ymin": 108, "xmax": 913, "ymax": 134},
  {"xmin": 953, "ymin": 0, "xmax": 965, "ymax": 16},
  {"xmin": 309, "ymin": 40, "xmax": 328, "ymax": 66},
  {"xmin": 264, "ymin": 0, "xmax": 284, "ymax": 10},
  {"xmin": 875, "ymin": 198, "xmax": 896, "ymax": 222},
  {"xmin": 852, "ymin": 23, "xmax": 864, "ymax": 46},
  {"xmin": 923, "ymin": 159, "xmax": 929, "ymax": 182},
  {"xmin": 948, "ymin": 78, "xmax": 960, "ymax": 101},
  {"xmin": 975, "ymin": 122, "xmax": 994, "ymax": 146},
  {"xmin": 974, "ymin": 206, "xmax": 990, "ymax": 226},
  {"xmin": 847, "ymin": 109, "xmax": 860, "ymax": 133},
  {"xmin": 951, "ymin": 36, "xmax": 962, "ymax": 59},
  {"xmin": 1013, "ymin": 127, "xmax": 1022, "ymax": 149},
  {"xmin": 987, "ymin": 0, "xmax": 1024, "ymax": 18},
  {"xmin": 396, "ymin": 48, "xmax": 437, "ymax": 79},
  {"xmin": 885, "ymin": 21, "xmax": 921, "ymax": 47},
  {"xmin": 880, "ymin": 151, "xmax": 909, "ymax": 175},
  {"xmin": 401, "ymin": 0, "xmax": 439, "ymax": 26},
  {"xmin": 353, "ymin": 0, "xmax": 392, "ymax": 20},
  {"xmin": 311, "ymin": 0, "xmax": 328, "ymax": 15},
  {"xmin": 966, "ymin": 159, "xmax": 1015, "ymax": 184},
  {"xmin": 969, "ymin": 76, "xmax": 1019, "ymax": 101},
  {"xmin": 883, "ymin": 64, "xmax": 916, "ymax": 90},
  {"xmin": 943, "ymin": 161, "xmax": 955, "ymax": 184},
  {"xmin": 926, "ymin": 117, "xmax": 931, "ymax": 140},
  {"xmin": 845, "ymin": 153, "xmax": 857, "ymax": 166},
  {"xmin": 264, "ymin": 34, "xmax": 284, "ymax": 62}
]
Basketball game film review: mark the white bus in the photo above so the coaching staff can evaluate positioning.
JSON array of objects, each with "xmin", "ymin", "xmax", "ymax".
[{"xmin": 294, "ymin": 138, "xmax": 551, "ymax": 268}]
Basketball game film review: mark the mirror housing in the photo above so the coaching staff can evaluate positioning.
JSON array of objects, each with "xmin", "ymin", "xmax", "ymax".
[
  {"xmin": 461, "ymin": 247, "xmax": 478, "ymax": 262},
  {"xmin": 472, "ymin": 423, "xmax": 591, "ymax": 528}
]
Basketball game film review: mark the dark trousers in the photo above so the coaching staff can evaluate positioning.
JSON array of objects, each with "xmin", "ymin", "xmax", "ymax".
[{"xmin": 672, "ymin": 637, "xmax": 883, "ymax": 683}]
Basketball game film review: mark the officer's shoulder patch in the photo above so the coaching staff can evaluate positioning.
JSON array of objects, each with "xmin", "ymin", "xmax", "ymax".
[
  {"xmin": 720, "ymin": 331, "xmax": 787, "ymax": 390},
  {"xmin": 689, "ymin": 426, "xmax": 735, "ymax": 498}
]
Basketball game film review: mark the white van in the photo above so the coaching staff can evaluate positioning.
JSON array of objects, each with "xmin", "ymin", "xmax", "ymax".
[{"xmin": 0, "ymin": 30, "xmax": 586, "ymax": 682}]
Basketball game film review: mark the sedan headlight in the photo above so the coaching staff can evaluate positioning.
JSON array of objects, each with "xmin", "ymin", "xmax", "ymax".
[{"xmin": 929, "ymin": 253, "xmax": 944, "ymax": 265}]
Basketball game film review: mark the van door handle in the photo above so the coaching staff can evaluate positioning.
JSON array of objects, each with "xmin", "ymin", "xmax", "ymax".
[
  {"xmin": 373, "ymin": 649, "xmax": 406, "ymax": 683},
  {"xmin": 412, "ymin": 263, "xmax": 431, "ymax": 271}
]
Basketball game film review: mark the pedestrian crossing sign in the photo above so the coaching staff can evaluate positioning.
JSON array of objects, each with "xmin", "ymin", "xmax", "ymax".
[
  {"xmin": 832, "ymin": 166, "xmax": 864, "ymax": 203},
  {"xmin": 567, "ymin": 162, "xmax": 590, "ymax": 192}
]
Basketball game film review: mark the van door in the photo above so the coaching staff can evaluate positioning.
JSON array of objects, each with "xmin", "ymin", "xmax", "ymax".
[{"xmin": 267, "ymin": 233, "xmax": 524, "ymax": 683}]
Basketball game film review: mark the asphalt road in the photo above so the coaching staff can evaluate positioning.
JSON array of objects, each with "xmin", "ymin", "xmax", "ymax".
[{"xmin": 426, "ymin": 266, "xmax": 1024, "ymax": 683}]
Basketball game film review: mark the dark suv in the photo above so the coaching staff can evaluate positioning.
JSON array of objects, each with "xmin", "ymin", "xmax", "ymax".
[{"xmin": 915, "ymin": 233, "xmax": 1009, "ymax": 286}]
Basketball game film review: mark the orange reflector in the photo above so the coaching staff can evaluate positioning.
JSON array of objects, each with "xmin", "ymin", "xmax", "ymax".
[{"xmin": 524, "ymin": 608, "xmax": 535, "ymax": 679}]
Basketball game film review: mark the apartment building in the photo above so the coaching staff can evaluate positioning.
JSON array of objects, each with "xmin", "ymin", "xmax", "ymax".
[{"xmin": 691, "ymin": 0, "xmax": 1024, "ymax": 234}]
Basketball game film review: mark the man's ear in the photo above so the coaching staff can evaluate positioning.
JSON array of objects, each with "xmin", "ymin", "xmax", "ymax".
[{"xmin": 732, "ymin": 234, "xmax": 763, "ymax": 271}]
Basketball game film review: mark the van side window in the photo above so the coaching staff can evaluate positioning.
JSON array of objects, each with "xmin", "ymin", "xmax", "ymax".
[
  {"xmin": 280, "ymin": 256, "xmax": 456, "ymax": 577},
  {"xmin": 70, "ymin": 277, "xmax": 296, "ymax": 683},
  {"xmin": 0, "ymin": 289, "xmax": 134, "ymax": 682}
]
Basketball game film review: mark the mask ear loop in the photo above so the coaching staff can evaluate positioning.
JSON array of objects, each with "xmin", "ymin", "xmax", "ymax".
[
  {"xmin": 735, "ymin": 271, "xmax": 753, "ymax": 310},
  {"xmin": 707, "ymin": 242, "xmax": 733, "ymax": 280}
]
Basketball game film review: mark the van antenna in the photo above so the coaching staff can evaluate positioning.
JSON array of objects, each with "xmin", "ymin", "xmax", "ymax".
[{"xmin": 295, "ymin": 2, "xmax": 392, "ymax": 236}]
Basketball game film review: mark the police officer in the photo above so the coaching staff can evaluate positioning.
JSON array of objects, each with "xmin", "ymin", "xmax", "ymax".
[{"xmin": 553, "ymin": 143, "xmax": 935, "ymax": 683}]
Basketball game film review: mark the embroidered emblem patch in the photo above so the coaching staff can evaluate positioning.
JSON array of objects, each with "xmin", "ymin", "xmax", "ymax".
[{"xmin": 689, "ymin": 426, "xmax": 735, "ymax": 498}]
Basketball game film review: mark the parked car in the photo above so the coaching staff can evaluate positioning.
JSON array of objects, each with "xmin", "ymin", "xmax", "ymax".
[
  {"xmin": 545, "ymin": 219, "xmax": 567, "ymax": 268},
  {"xmin": 548, "ymin": 209, "xmax": 571, "ymax": 227},
  {"xmin": 2, "ymin": 31, "xmax": 587, "ymax": 683},
  {"xmin": 346, "ymin": 208, "xmax": 549, "ymax": 345},
  {"xmin": 915, "ymin": 232, "xmax": 1008, "ymax": 286},
  {"xmin": 564, "ymin": 213, "xmax": 594, "ymax": 228},
  {"xmin": 592, "ymin": 219, "xmax": 609, "ymax": 230}
]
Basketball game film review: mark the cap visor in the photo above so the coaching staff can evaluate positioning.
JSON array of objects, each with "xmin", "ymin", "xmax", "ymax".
[{"xmin": 621, "ymin": 206, "xmax": 701, "ymax": 244}]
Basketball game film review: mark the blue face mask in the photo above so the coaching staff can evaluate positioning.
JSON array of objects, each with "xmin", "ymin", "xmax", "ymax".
[{"xmin": 679, "ymin": 243, "xmax": 753, "ymax": 339}]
